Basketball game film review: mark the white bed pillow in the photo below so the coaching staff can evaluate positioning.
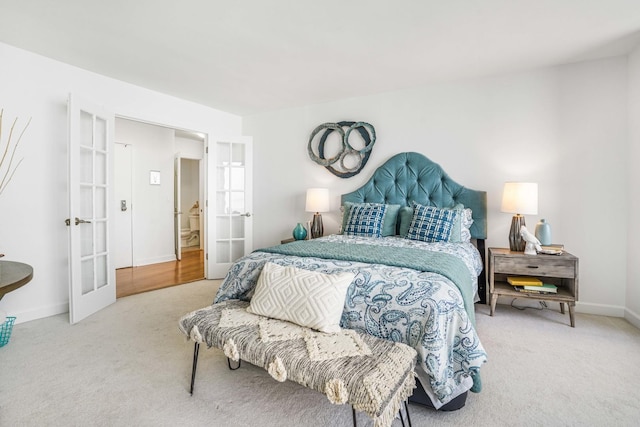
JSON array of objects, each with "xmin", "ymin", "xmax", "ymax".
[
  {"xmin": 449, "ymin": 204, "xmax": 474, "ymax": 243},
  {"xmin": 248, "ymin": 262, "xmax": 355, "ymax": 333}
]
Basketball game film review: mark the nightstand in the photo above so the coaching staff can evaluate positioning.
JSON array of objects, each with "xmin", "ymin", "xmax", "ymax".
[
  {"xmin": 280, "ymin": 237, "xmax": 296, "ymax": 244},
  {"xmin": 488, "ymin": 248, "xmax": 579, "ymax": 327}
]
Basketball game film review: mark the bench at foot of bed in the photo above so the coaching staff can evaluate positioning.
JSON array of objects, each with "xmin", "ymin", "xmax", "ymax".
[{"xmin": 179, "ymin": 300, "xmax": 417, "ymax": 427}]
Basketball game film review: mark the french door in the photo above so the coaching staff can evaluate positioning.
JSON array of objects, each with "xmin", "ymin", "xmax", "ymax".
[
  {"xmin": 208, "ymin": 137, "xmax": 253, "ymax": 278},
  {"xmin": 67, "ymin": 95, "xmax": 115, "ymax": 323}
]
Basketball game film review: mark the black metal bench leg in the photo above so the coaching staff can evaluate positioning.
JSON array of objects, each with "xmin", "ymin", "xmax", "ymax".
[
  {"xmin": 227, "ymin": 357, "xmax": 242, "ymax": 370},
  {"xmin": 189, "ymin": 342, "xmax": 200, "ymax": 395},
  {"xmin": 404, "ymin": 401, "xmax": 412, "ymax": 427},
  {"xmin": 352, "ymin": 402, "xmax": 410, "ymax": 427}
]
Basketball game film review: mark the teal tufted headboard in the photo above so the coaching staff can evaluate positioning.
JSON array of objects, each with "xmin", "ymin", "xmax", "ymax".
[
  {"xmin": 341, "ymin": 152, "xmax": 488, "ymax": 303},
  {"xmin": 341, "ymin": 152, "xmax": 487, "ymax": 239}
]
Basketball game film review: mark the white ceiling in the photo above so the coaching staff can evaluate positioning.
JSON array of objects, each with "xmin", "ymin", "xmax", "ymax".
[{"xmin": 1, "ymin": 0, "xmax": 640, "ymax": 116}]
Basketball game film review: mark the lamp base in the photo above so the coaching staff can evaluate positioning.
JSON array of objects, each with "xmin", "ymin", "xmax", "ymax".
[
  {"xmin": 310, "ymin": 213, "xmax": 323, "ymax": 239},
  {"xmin": 508, "ymin": 215, "xmax": 526, "ymax": 252}
]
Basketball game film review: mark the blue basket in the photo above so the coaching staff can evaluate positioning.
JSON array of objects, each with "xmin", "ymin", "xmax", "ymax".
[{"xmin": 0, "ymin": 316, "xmax": 16, "ymax": 347}]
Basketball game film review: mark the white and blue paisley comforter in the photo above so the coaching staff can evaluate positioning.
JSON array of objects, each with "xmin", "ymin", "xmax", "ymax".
[{"xmin": 214, "ymin": 235, "xmax": 487, "ymax": 408}]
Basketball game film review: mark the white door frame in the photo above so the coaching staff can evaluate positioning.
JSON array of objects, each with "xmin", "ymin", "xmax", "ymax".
[{"xmin": 174, "ymin": 153, "xmax": 182, "ymax": 261}]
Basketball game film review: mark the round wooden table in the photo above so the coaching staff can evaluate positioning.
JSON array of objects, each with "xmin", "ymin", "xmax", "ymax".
[{"xmin": 0, "ymin": 260, "xmax": 34, "ymax": 300}]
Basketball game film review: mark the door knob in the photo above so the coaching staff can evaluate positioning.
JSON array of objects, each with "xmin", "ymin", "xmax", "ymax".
[
  {"xmin": 240, "ymin": 212, "xmax": 252, "ymax": 217},
  {"xmin": 65, "ymin": 218, "xmax": 92, "ymax": 226}
]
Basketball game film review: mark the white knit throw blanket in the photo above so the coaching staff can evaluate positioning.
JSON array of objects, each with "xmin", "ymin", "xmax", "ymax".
[{"xmin": 179, "ymin": 300, "xmax": 417, "ymax": 427}]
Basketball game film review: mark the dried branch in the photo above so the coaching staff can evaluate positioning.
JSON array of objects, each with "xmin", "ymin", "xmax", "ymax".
[{"xmin": 0, "ymin": 109, "xmax": 31, "ymax": 196}]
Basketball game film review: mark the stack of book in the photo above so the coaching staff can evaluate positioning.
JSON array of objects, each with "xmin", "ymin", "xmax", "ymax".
[{"xmin": 507, "ymin": 276, "xmax": 558, "ymax": 294}]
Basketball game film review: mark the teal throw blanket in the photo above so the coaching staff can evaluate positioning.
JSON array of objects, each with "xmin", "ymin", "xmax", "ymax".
[{"xmin": 260, "ymin": 240, "xmax": 476, "ymax": 326}]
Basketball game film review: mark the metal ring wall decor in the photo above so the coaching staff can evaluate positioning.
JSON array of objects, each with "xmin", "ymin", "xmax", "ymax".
[{"xmin": 307, "ymin": 121, "xmax": 376, "ymax": 178}]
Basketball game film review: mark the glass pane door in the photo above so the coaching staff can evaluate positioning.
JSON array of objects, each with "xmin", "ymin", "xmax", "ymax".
[
  {"xmin": 209, "ymin": 137, "xmax": 252, "ymax": 278},
  {"xmin": 68, "ymin": 95, "xmax": 115, "ymax": 323}
]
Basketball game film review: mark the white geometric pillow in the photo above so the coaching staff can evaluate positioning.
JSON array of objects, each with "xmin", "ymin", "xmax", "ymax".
[{"xmin": 247, "ymin": 262, "xmax": 355, "ymax": 333}]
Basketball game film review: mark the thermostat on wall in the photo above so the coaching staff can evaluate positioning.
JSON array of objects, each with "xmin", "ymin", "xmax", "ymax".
[{"xmin": 150, "ymin": 170, "xmax": 161, "ymax": 185}]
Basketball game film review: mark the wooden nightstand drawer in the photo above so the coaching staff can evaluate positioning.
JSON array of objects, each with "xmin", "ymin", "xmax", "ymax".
[{"xmin": 494, "ymin": 256, "xmax": 576, "ymax": 278}]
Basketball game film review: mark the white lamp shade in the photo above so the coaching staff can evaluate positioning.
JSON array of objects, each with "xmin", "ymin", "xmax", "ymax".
[
  {"xmin": 501, "ymin": 182, "xmax": 538, "ymax": 215},
  {"xmin": 305, "ymin": 188, "xmax": 330, "ymax": 212}
]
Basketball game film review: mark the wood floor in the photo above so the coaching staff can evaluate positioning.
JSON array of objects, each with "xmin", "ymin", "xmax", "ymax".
[{"xmin": 116, "ymin": 249, "xmax": 205, "ymax": 298}]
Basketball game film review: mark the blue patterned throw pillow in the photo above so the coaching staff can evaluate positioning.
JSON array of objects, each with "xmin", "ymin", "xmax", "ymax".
[
  {"xmin": 344, "ymin": 204, "xmax": 387, "ymax": 237},
  {"xmin": 406, "ymin": 203, "xmax": 457, "ymax": 242},
  {"xmin": 340, "ymin": 202, "xmax": 400, "ymax": 236}
]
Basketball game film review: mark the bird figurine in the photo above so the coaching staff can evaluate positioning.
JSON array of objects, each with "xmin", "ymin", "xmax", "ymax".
[{"xmin": 520, "ymin": 225, "xmax": 542, "ymax": 255}]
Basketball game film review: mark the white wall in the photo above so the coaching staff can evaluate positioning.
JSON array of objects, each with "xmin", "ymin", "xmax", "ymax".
[
  {"xmin": 0, "ymin": 42, "xmax": 241, "ymax": 323},
  {"xmin": 627, "ymin": 46, "xmax": 640, "ymax": 328},
  {"xmin": 244, "ymin": 56, "xmax": 631, "ymax": 319},
  {"xmin": 176, "ymin": 135, "xmax": 205, "ymax": 159},
  {"xmin": 555, "ymin": 58, "xmax": 628, "ymax": 315}
]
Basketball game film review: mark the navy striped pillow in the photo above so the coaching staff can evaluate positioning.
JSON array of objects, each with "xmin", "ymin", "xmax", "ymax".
[
  {"xmin": 344, "ymin": 204, "xmax": 387, "ymax": 237},
  {"xmin": 406, "ymin": 203, "xmax": 457, "ymax": 242}
]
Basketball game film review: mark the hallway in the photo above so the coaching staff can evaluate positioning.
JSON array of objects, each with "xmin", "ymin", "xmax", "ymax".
[{"xmin": 116, "ymin": 249, "xmax": 204, "ymax": 298}]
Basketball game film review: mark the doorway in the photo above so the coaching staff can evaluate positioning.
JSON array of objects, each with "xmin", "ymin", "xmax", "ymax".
[
  {"xmin": 114, "ymin": 119, "xmax": 205, "ymax": 298},
  {"xmin": 174, "ymin": 157, "xmax": 203, "ymax": 260}
]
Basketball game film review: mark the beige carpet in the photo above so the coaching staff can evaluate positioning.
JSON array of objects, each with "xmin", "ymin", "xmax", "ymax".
[{"xmin": 1, "ymin": 280, "xmax": 639, "ymax": 426}]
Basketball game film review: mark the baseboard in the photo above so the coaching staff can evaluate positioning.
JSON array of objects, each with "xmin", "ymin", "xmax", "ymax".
[
  {"xmin": 12, "ymin": 302, "xmax": 68, "ymax": 324},
  {"xmin": 624, "ymin": 307, "xmax": 640, "ymax": 329},
  {"xmin": 575, "ymin": 301, "xmax": 626, "ymax": 317}
]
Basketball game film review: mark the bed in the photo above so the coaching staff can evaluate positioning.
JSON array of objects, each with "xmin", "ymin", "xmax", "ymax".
[{"xmin": 214, "ymin": 152, "xmax": 488, "ymax": 410}]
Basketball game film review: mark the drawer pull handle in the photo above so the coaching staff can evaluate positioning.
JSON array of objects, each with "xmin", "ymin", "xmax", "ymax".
[{"xmin": 527, "ymin": 265, "xmax": 539, "ymax": 269}]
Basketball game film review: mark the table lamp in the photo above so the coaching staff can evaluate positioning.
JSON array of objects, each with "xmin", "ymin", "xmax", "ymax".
[
  {"xmin": 305, "ymin": 188, "xmax": 330, "ymax": 238},
  {"xmin": 501, "ymin": 182, "xmax": 538, "ymax": 252}
]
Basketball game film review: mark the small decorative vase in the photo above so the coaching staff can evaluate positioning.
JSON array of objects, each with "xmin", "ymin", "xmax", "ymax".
[
  {"xmin": 535, "ymin": 219, "xmax": 551, "ymax": 246},
  {"xmin": 292, "ymin": 223, "xmax": 307, "ymax": 240}
]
